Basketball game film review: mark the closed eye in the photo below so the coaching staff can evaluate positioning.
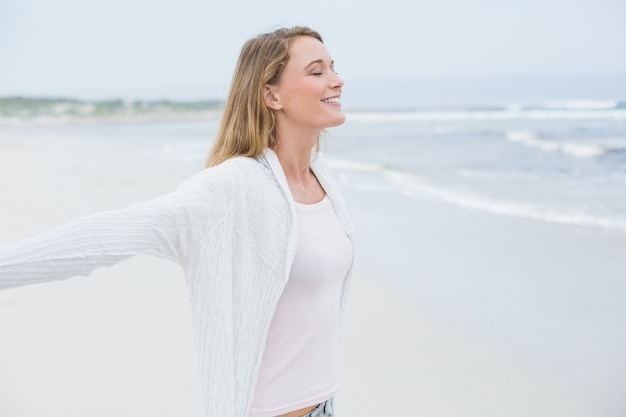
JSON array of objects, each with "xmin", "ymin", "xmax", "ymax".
[
  {"xmin": 305, "ymin": 59, "xmax": 336, "ymax": 76},
  {"xmin": 311, "ymin": 69, "xmax": 338, "ymax": 76}
]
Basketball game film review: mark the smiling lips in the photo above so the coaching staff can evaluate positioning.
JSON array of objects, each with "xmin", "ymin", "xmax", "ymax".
[{"xmin": 321, "ymin": 96, "xmax": 341, "ymax": 104}]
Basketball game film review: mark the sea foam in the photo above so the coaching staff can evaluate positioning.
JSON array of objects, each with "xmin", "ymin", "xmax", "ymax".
[
  {"xmin": 504, "ymin": 131, "xmax": 613, "ymax": 158},
  {"xmin": 346, "ymin": 109, "xmax": 626, "ymax": 123},
  {"xmin": 329, "ymin": 157, "xmax": 626, "ymax": 232},
  {"xmin": 541, "ymin": 100, "xmax": 619, "ymax": 110},
  {"xmin": 383, "ymin": 169, "xmax": 626, "ymax": 231}
]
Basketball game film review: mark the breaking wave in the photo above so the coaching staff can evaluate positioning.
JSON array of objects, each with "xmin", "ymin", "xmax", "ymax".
[
  {"xmin": 345, "ymin": 100, "xmax": 626, "ymax": 122},
  {"xmin": 504, "ymin": 131, "xmax": 622, "ymax": 158},
  {"xmin": 329, "ymin": 157, "xmax": 626, "ymax": 232}
]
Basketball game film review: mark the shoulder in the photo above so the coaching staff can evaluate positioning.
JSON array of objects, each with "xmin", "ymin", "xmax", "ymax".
[
  {"xmin": 184, "ymin": 156, "xmax": 291, "ymax": 258},
  {"xmin": 178, "ymin": 157, "xmax": 271, "ymax": 194},
  {"xmin": 177, "ymin": 156, "xmax": 287, "ymax": 220}
]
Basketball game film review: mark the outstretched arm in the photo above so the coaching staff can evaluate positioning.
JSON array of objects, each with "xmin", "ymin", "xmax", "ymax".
[{"xmin": 0, "ymin": 167, "xmax": 232, "ymax": 290}]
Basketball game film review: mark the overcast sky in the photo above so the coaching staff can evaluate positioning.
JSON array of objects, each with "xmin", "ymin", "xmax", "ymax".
[{"xmin": 1, "ymin": 0, "xmax": 625, "ymax": 105}]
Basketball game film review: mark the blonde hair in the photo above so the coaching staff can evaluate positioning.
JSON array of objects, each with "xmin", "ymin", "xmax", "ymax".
[{"xmin": 207, "ymin": 26, "xmax": 323, "ymax": 167}]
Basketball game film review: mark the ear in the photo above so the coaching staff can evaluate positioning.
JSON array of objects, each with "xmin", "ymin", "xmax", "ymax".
[{"xmin": 263, "ymin": 84, "xmax": 282, "ymax": 110}]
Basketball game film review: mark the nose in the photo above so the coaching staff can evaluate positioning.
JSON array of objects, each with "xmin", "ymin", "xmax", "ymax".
[{"xmin": 331, "ymin": 72, "xmax": 344, "ymax": 89}]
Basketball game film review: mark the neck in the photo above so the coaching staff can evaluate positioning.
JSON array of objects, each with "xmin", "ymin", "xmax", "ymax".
[
  {"xmin": 272, "ymin": 126, "xmax": 326, "ymax": 204},
  {"xmin": 273, "ymin": 126, "xmax": 319, "ymax": 183},
  {"xmin": 275, "ymin": 146, "xmax": 313, "ymax": 178}
]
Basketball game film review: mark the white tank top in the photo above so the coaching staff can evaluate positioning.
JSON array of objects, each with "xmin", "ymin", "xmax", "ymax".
[{"xmin": 250, "ymin": 195, "xmax": 353, "ymax": 417}]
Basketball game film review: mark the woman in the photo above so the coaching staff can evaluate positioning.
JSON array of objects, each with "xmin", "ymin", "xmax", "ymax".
[{"xmin": 0, "ymin": 26, "xmax": 353, "ymax": 417}]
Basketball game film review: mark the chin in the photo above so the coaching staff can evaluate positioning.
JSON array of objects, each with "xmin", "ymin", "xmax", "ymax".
[{"xmin": 327, "ymin": 113, "xmax": 346, "ymax": 127}]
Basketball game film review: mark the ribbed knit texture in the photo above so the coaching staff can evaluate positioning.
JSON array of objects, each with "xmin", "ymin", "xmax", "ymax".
[{"xmin": 0, "ymin": 149, "xmax": 354, "ymax": 417}]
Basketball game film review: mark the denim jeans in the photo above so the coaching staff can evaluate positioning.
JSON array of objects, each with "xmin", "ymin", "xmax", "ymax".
[{"xmin": 303, "ymin": 398, "xmax": 333, "ymax": 417}]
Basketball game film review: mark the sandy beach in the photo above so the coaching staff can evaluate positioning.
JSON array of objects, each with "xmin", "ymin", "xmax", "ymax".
[{"xmin": 1, "ymin": 125, "xmax": 625, "ymax": 417}]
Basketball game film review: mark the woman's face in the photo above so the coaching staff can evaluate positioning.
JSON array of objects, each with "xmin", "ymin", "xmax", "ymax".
[{"xmin": 266, "ymin": 36, "xmax": 345, "ymax": 132}]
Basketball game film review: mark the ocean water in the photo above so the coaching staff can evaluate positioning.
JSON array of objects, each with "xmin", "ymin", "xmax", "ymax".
[
  {"xmin": 330, "ymin": 102, "xmax": 626, "ymax": 234},
  {"xmin": 3, "ymin": 98, "xmax": 625, "ymax": 235}
]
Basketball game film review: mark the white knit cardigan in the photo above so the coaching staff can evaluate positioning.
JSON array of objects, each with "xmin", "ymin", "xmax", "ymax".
[{"xmin": 0, "ymin": 149, "xmax": 355, "ymax": 417}]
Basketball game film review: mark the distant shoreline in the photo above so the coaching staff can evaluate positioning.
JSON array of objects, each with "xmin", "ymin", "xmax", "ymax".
[{"xmin": 1, "ymin": 96, "xmax": 626, "ymax": 126}]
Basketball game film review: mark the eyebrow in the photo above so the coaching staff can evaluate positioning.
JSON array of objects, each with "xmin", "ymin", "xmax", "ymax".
[{"xmin": 303, "ymin": 59, "xmax": 334, "ymax": 70}]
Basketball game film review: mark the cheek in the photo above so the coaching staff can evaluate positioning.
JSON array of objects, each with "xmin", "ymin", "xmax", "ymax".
[{"xmin": 281, "ymin": 78, "xmax": 323, "ymax": 104}]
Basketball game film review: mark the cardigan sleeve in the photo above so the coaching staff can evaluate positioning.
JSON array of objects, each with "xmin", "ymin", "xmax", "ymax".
[{"xmin": 0, "ymin": 167, "xmax": 234, "ymax": 290}]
